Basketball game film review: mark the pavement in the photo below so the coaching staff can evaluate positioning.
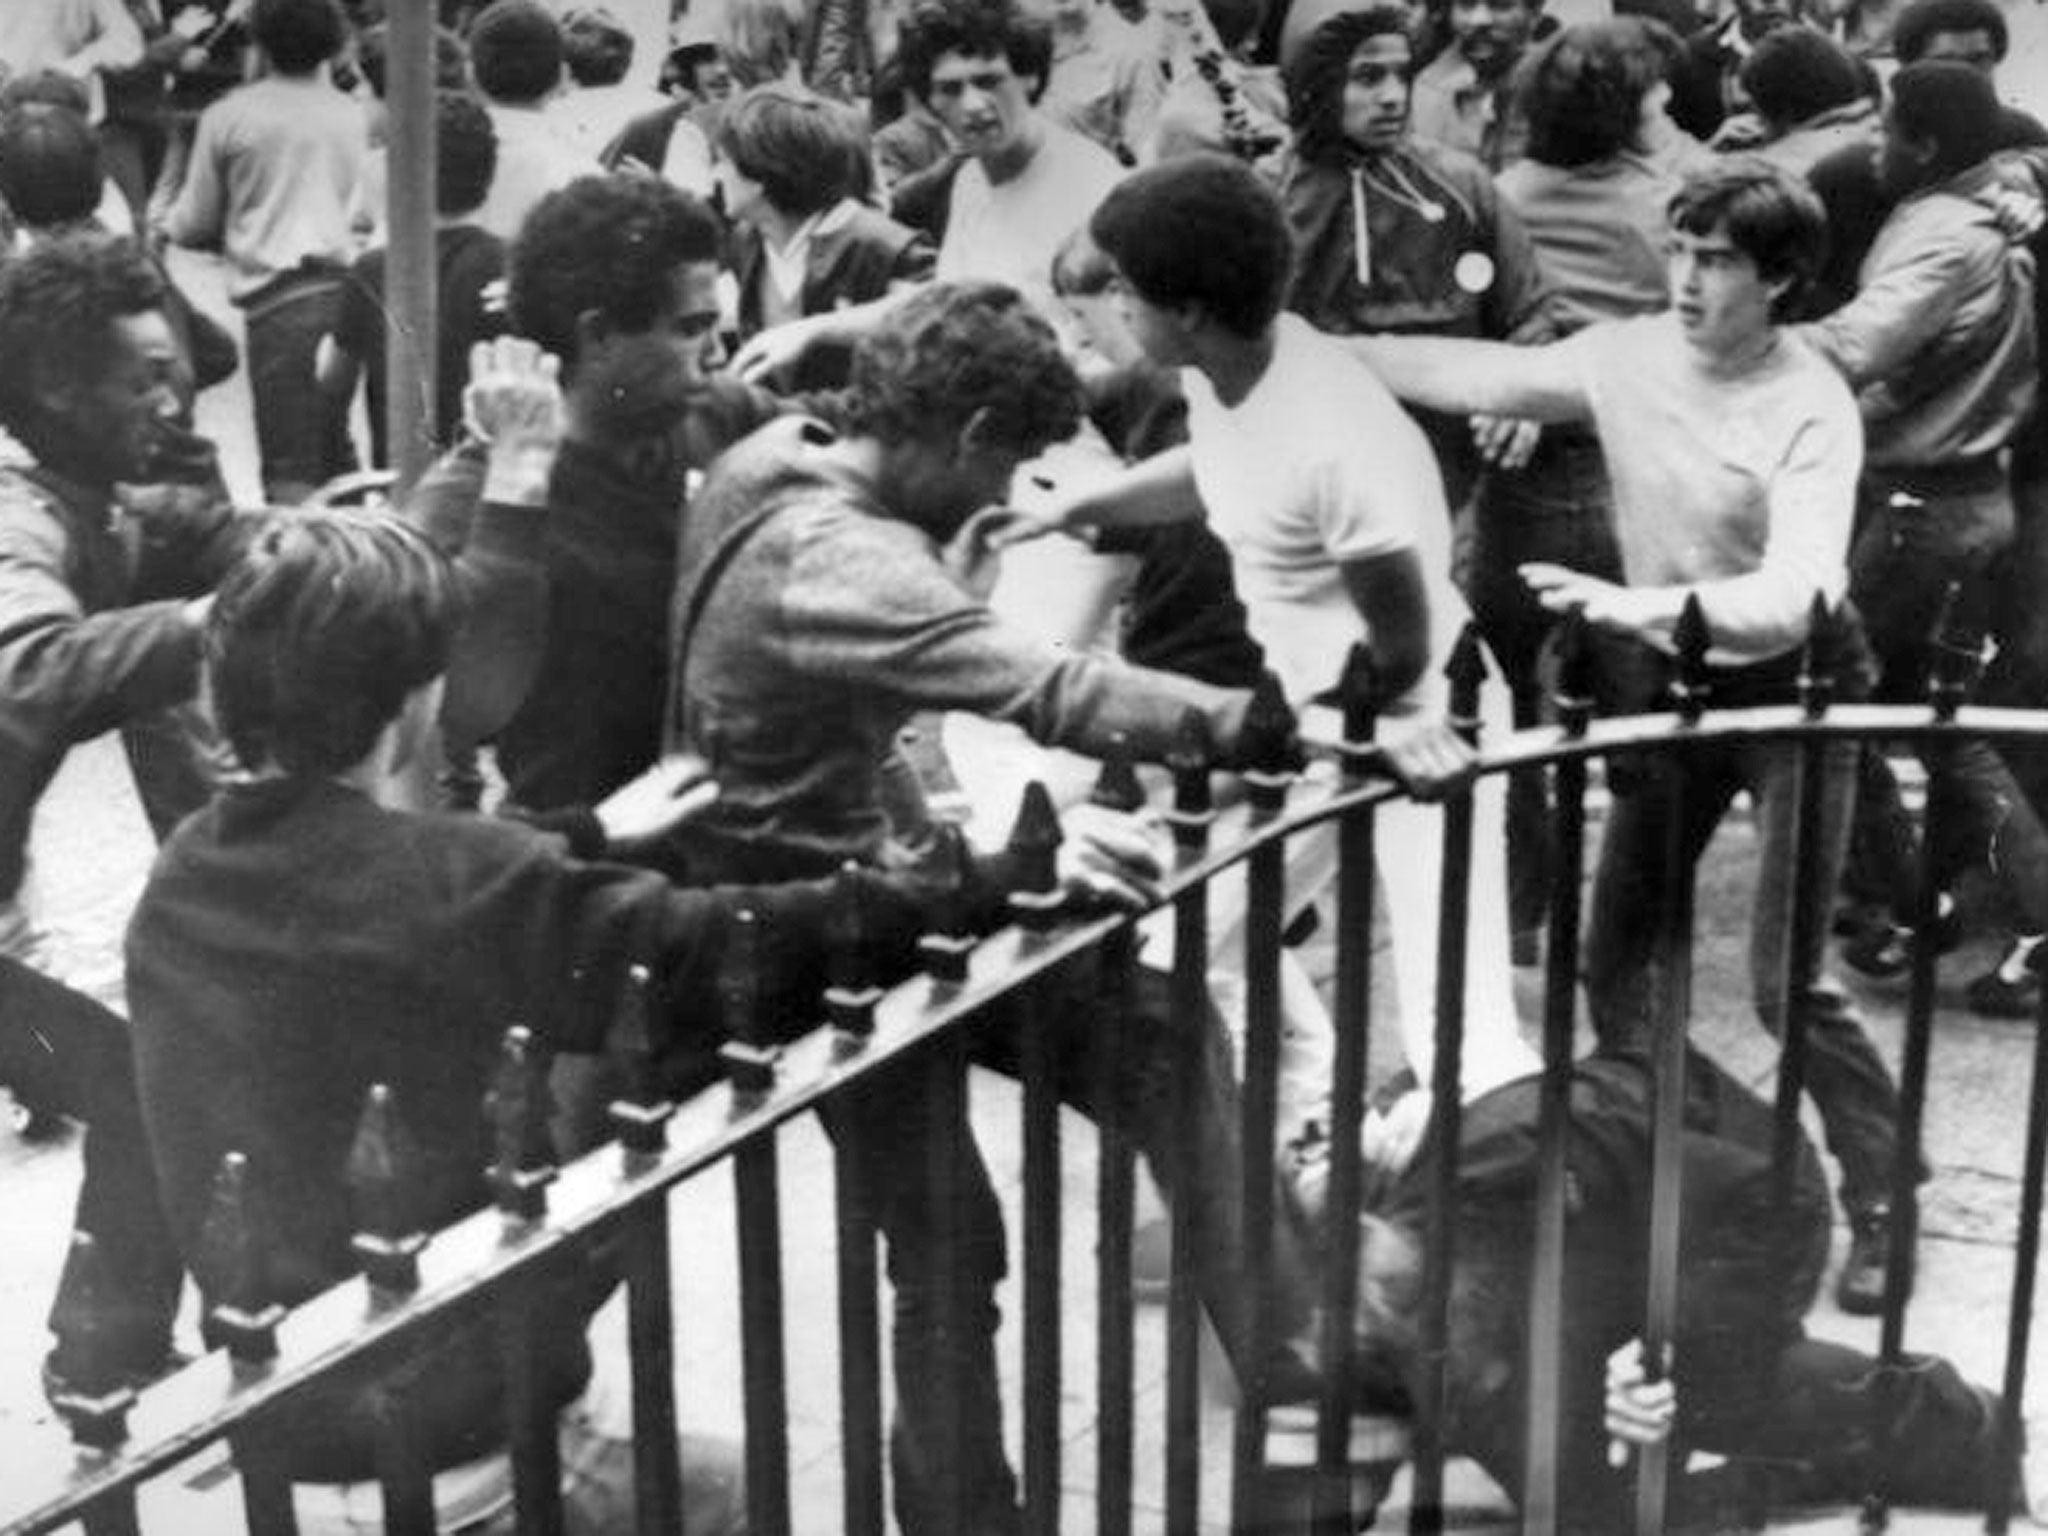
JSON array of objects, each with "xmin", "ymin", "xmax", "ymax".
[{"xmin": 0, "ymin": 250, "xmax": 2045, "ymax": 1530}]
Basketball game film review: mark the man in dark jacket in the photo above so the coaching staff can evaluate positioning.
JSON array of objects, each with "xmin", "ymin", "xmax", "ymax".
[
  {"xmin": 0, "ymin": 231, "xmax": 239, "ymax": 1399},
  {"xmin": 1354, "ymin": 1050, "xmax": 2016, "ymax": 1531}
]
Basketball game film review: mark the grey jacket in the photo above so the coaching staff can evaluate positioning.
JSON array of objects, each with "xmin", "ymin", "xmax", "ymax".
[{"xmin": 666, "ymin": 416, "xmax": 1253, "ymax": 873}]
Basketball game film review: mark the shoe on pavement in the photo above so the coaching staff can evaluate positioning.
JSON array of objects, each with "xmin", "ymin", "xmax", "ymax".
[
  {"xmin": 1130, "ymin": 1215, "xmax": 1170, "ymax": 1304},
  {"xmin": 1968, "ymin": 936, "xmax": 2047, "ymax": 1020},
  {"xmin": 1840, "ymin": 905, "xmax": 1963, "ymax": 980},
  {"xmin": 1834, "ymin": 1205, "xmax": 1906, "ymax": 1316}
]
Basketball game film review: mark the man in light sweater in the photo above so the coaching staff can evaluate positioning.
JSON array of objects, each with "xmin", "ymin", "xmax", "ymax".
[
  {"xmin": 1356, "ymin": 155, "xmax": 1910, "ymax": 1317},
  {"xmin": 161, "ymin": 0, "xmax": 362, "ymax": 503}
]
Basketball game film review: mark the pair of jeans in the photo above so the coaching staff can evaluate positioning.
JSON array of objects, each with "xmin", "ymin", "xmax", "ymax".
[
  {"xmin": 0, "ymin": 951, "xmax": 185, "ymax": 1380},
  {"xmin": 1584, "ymin": 656, "xmax": 1903, "ymax": 1213},
  {"xmin": 1463, "ymin": 427, "xmax": 1624, "ymax": 939},
  {"xmin": 243, "ymin": 267, "xmax": 356, "ymax": 503},
  {"xmin": 1845, "ymin": 475, "xmax": 2048, "ymax": 931}
]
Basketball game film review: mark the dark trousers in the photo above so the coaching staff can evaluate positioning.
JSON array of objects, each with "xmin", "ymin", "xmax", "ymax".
[
  {"xmin": 1461, "ymin": 427, "xmax": 1624, "ymax": 937},
  {"xmin": 0, "ymin": 956, "xmax": 183, "ymax": 1378},
  {"xmin": 1584, "ymin": 649, "xmax": 1903, "ymax": 1213},
  {"xmin": 243, "ymin": 268, "xmax": 356, "ymax": 503},
  {"xmin": 1844, "ymin": 475, "xmax": 2048, "ymax": 929}
]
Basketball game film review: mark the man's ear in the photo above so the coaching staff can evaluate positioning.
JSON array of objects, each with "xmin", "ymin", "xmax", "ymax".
[{"xmin": 28, "ymin": 357, "xmax": 77, "ymax": 424}]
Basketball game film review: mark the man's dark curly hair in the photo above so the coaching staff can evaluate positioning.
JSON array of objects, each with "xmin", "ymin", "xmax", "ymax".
[
  {"xmin": 435, "ymin": 90, "xmax": 498, "ymax": 216},
  {"xmin": 508, "ymin": 175, "xmax": 722, "ymax": 371},
  {"xmin": 0, "ymin": 230, "xmax": 166, "ymax": 448},
  {"xmin": 1091, "ymin": 153, "xmax": 1293, "ymax": 339},
  {"xmin": 1893, "ymin": 0, "xmax": 2007, "ymax": 61},
  {"xmin": 846, "ymin": 281, "xmax": 1081, "ymax": 458},
  {"xmin": 896, "ymin": 0, "xmax": 1053, "ymax": 104},
  {"xmin": 252, "ymin": 0, "xmax": 348, "ymax": 74},
  {"xmin": 1515, "ymin": 17, "xmax": 1681, "ymax": 168},
  {"xmin": 208, "ymin": 510, "xmax": 465, "ymax": 777},
  {"xmin": 1286, "ymin": 6, "xmax": 1416, "ymax": 166}
]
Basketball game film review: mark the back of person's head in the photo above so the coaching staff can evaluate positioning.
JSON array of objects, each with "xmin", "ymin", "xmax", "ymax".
[
  {"xmin": 0, "ymin": 230, "xmax": 166, "ymax": 445},
  {"xmin": 1091, "ymin": 152, "xmax": 1292, "ymax": 339},
  {"xmin": 1285, "ymin": 6, "xmax": 1417, "ymax": 167},
  {"xmin": 721, "ymin": 0, "xmax": 808, "ymax": 87},
  {"xmin": 1888, "ymin": 58, "xmax": 2003, "ymax": 174},
  {"xmin": 509, "ymin": 174, "xmax": 722, "ymax": 370},
  {"xmin": 252, "ymin": 0, "xmax": 349, "ymax": 73},
  {"xmin": 562, "ymin": 5, "xmax": 636, "ymax": 86},
  {"xmin": 1515, "ymin": 17, "xmax": 1679, "ymax": 168},
  {"xmin": 846, "ymin": 280, "xmax": 1081, "ymax": 458},
  {"xmin": 1667, "ymin": 155, "xmax": 1827, "ymax": 311},
  {"xmin": 356, "ymin": 22, "xmax": 470, "ymax": 98},
  {"xmin": 897, "ymin": 0, "xmax": 1054, "ymax": 104},
  {"xmin": 0, "ymin": 69, "xmax": 93, "ymax": 116},
  {"xmin": 208, "ymin": 511, "xmax": 465, "ymax": 778},
  {"xmin": 0, "ymin": 103, "xmax": 103, "ymax": 230},
  {"xmin": 718, "ymin": 82, "xmax": 868, "ymax": 216},
  {"xmin": 436, "ymin": 90, "xmax": 498, "ymax": 216},
  {"xmin": 1892, "ymin": 0, "xmax": 2006, "ymax": 62},
  {"xmin": 1738, "ymin": 26, "xmax": 1864, "ymax": 133},
  {"xmin": 470, "ymin": 0, "xmax": 565, "ymax": 103}
]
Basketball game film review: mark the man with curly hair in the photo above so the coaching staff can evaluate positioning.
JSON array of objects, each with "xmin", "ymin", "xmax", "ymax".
[
  {"xmin": 409, "ymin": 172, "xmax": 783, "ymax": 814},
  {"xmin": 0, "ymin": 230, "xmax": 239, "ymax": 1404},
  {"xmin": 666, "ymin": 279, "xmax": 1299, "ymax": 1535}
]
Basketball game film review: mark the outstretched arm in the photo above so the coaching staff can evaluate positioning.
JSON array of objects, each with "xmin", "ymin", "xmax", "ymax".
[{"xmin": 1348, "ymin": 334, "xmax": 1592, "ymax": 425}]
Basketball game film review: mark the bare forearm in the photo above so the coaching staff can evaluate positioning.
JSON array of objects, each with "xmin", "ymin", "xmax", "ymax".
[{"xmin": 1053, "ymin": 446, "xmax": 1202, "ymax": 533}]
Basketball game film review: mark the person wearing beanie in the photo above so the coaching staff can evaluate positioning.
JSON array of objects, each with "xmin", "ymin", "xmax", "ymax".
[
  {"xmin": 1796, "ymin": 61, "xmax": 2048, "ymax": 1061},
  {"xmin": 469, "ymin": 0, "xmax": 602, "ymax": 242}
]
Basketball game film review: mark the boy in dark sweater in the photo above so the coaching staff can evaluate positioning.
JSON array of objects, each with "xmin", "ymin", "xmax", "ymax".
[{"xmin": 123, "ymin": 350, "xmax": 1128, "ymax": 1517}]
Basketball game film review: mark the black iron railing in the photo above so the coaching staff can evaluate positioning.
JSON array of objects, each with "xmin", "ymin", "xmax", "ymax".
[{"xmin": 8, "ymin": 606, "xmax": 2048, "ymax": 1536}]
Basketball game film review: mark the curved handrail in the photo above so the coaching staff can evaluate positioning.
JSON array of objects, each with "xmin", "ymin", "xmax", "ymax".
[{"xmin": 7, "ymin": 699, "xmax": 2047, "ymax": 1534}]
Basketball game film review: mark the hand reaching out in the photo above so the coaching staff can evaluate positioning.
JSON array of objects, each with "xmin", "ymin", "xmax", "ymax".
[
  {"xmin": 1380, "ymin": 718, "xmax": 1477, "ymax": 800},
  {"xmin": 466, "ymin": 337, "xmax": 565, "ymax": 505},
  {"xmin": 594, "ymin": 755, "xmax": 720, "ymax": 849},
  {"xmin": 1056, "ymin": 801, "xmax": 1166, "ymax": 911}
]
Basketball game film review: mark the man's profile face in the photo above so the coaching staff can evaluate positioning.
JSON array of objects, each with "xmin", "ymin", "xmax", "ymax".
[
  {"xmin": 79, "ymin": 309, "xmax": 184, "ymax": 482},
  {"xmin": 1447, "ymin": 0, "xmax": 1534, "ymax": 77},
  {"xmin": 1341, "ymin": 33, "xmax": 1413, "ymax": 153},
  {"xmin": 1918, "ymin": 26, "xmax": 1998, "ymax": 72},
  {"xmin": 1667, "ymin": 219, "xmax": 1781, "ymax": 361},
  {"xmin": 577, "ymin": 259, "xmax": 727, "ymax": 435},
  {"xmin": 926, "ymin": 49, "xmax": 1036, "ymax": 162}
]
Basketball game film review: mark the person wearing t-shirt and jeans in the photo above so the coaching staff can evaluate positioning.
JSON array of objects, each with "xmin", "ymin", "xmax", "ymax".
[
  {"xmin": 1011, "ymin": 155, "xmax": 1541, "ymax": 1193},
  {"xmin": 1355, "ymin": 155, "xmax": 1911, "ymax": 1315}
]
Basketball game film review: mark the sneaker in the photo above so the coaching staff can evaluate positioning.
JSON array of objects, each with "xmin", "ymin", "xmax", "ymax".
[
  {"xmin": 1968, "ymin": 936, "xmax": 2047, "ymax": 1020},
  {"xmin": 1834, "ymin": 1206, "xmax": 1907, "ymax": 1316},
  {"xmin": 1130, "ymin": 1215, "xmax": 1170, "ymax": 1305},
  {"xmin": 1840, "ymin": 904, "xmax": 1963, "ymax": 980}
]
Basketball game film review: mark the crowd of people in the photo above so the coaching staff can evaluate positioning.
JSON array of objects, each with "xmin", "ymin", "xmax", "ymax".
[{"xmin": 0, "ymin": 0, "xmax": 2045, "ymax": 1529}]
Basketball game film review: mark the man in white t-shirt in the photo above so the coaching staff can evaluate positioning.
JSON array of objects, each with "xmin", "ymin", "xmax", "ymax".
[
  {"xmin": 901, "ymin": 0, "xmax": 1126, "ymax": 323},
  {"xmin": 1017, "ymin": 154, "xmax": 1539, "ymax": 1187},
  {"xmin": 1357, "ymin": 155, "xmax": 1910, "ymax": 1317},
  {"xmin": 725, "ymin": 0, "xmax": 1126, "ymax": 381}
]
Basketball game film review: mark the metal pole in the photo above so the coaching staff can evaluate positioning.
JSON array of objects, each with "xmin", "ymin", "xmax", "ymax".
[{"xmin": 384, "ymin": 0, "xmax": 439, "ymax": 495}]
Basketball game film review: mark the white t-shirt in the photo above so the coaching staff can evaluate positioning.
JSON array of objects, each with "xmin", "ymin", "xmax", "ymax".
[
  {"xmin": 937, "ymin": 123, "xmax": 1123, "ymax": 321},
  {"xmin": 1183, "ymin": 314, "xmax": 1467, "ymax": 711},
  {"xmin": 1558, "ymin": 312, "xmax": 1861, "ymax": 664}
]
